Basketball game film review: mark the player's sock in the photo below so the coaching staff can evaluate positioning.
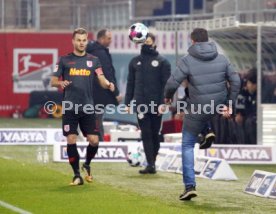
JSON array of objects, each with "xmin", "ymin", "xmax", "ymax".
[
  {"xmin": 67, "ymin": 144, "xmax": 80, "ymax": 176},
  {"xmin": 85, "ymin": 144, "xmax": 98, "ymax": 165}
]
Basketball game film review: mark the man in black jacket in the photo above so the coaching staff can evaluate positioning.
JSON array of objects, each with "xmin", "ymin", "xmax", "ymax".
[
  {"xmin": 164, "ymin": 28, "xmax": 240, "ymax": 200},
  {"xmin": 125, "ymin": 33, "xmax": 171, "ymax": 174},
  {"xmin": 86, "ymin": 29, "xmax": 122, "ymax": 141}
]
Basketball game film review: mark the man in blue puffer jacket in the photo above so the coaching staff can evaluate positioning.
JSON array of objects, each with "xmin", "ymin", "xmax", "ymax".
[{"xmin": 164, "ymin": 28, "xmax": 241, "ymax": 201}]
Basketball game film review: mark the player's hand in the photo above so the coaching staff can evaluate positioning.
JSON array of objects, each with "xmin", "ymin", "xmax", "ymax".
[
  {"xmin": 108, "ymin": 82, "xmax": 115, "ymax": 92},
  {"xmin": 158, "ymin": 104, "xmax": 169, "ymax": 115},
  {"xmin": 164, "ymin": 98, "xmax": 172, "ymax": 105},
  {"xmin": 60, "ymin": 80, "xmax": 72, "ymax": 89},
  {"xmin": 125, "ymin": 106, "xmax": 131, "ymax": 114},
  {"xmin": 221, "ymin": 105, "xmax": 233, "ymax": 119},
  {"xmin": 235, "ymin": 113, "xmax": 243, "ymax": 124},
  {"xmin": 116, "ymin": 95, "xmax": 123, "ymax": 103}
]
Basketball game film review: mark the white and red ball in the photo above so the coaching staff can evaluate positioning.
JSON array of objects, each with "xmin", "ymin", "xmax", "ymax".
[{"xmin": 128, "ymin": 23, "xmax": 149, "ymax": 44}]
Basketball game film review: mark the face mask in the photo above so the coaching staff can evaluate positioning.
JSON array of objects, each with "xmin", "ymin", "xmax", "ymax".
[
  {"xmin": 141, "ymin": 44, "xmax": 156, "ymax": 53},
  {"xmin": 142, "ymin": 44, "xmax": 152, "ymax": 49}
]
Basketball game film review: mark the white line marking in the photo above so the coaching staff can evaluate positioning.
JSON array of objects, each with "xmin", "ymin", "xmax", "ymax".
[{"xmin": 0, "ymin": 200, "xmax": 32, "ymax": 214}]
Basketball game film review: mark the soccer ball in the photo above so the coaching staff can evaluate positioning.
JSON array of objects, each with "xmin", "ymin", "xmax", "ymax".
[
  {"xmin": 127, "ymin": 151, "xmax": 143, "ymax": 167},
  {"xmin": 128, "ymin": 23, "xmax": 149, "ymax": 44}
]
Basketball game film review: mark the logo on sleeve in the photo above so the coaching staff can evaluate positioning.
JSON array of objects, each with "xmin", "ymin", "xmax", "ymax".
[
  {"xmin": 64, "ymin": 125, "xmax": 70, "ymax": 132},
  {"xmin": 87, "ymin": 61, "xmax": 93, "ymax": 67}
]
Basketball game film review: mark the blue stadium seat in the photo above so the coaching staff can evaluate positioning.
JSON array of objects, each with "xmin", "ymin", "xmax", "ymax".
[
  {"xmin": 153, "ymin": 1, "xmax": 172, "ymax": 16},
  {"xmin": 153, "ymin": 0, "xmax": 204, "ymax": 16},
  {"xmin": 175, "ymin": 0, "xmax": 190, "ymax": 14}
]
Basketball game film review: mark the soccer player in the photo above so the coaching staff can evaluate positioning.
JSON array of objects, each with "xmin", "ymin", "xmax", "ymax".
[
  {"xmin": 164, "ymin": 28, "xmax": 240, "ymax": 200},
  {"xmin": 125, "ymin": 33, "xmax": 171, "ymax": 174},
  {"xmin": 51, "ymin": 28, "xmax": 114, "ymax": 185}
]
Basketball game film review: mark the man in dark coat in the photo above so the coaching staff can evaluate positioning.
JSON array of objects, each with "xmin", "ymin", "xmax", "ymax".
[
  {"xmin": 125, "ymin": 33, "xmax": 171, "ymax": 174},
  {"xmin": 87, "ymin": 29, "xmax": 122, "ymax": 141},
  {"xmin": 164, "ymin": 28, "xmax": 241, "ymax": 200}
]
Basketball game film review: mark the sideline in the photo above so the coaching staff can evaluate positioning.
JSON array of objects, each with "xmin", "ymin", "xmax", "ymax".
[{"xmin": 0, "ymin": 200, "xmax": 32, "ymax": 214}]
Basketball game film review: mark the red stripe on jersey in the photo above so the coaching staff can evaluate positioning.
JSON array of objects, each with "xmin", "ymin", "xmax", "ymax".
[{"xmin": 95, "ymin": 68, "xmax": 103, "ymax": 75}]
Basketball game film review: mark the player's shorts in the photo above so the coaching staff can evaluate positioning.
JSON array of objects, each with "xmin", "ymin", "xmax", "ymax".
[{"xmin": 62, "ymin": 110, "xmax": 99, "ymax": 137}]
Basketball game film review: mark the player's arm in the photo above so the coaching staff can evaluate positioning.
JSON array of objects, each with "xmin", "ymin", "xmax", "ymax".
[
  {"xmin": 50, "ymin": 58, "xmax": 72, "ymax": 89},
  {"xmin": 94, "ymin": 58, "xmax": 114, "ymax": 92},
  {"xmin": 51, "ymin": 77, "xmax": 72, "ymax": 89},
  {"xmin": 96, "ymin": 68, "xmax": 115, "ymax": 92},
  {"xmin": 94, "ymin": 48, "xmax": 120, "ymax": 96}
]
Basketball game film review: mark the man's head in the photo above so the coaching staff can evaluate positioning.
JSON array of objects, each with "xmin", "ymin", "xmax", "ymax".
[
  {"xmin": 246, "ymin": 68, "xmax": 257, "ymax": 94},
  {"xmin": 72, "ymin": 28, "xmax": 88, "ymax": 55},
  {"xmin": 191, "ymin": 28, "xmax": 209, "ymax": 44},
  {"xmin": 97, "ymin": 29, "xmax": 112, "ymax": 47},
  {"xmin": 144, "ymin": 33, "xmax": 156, "ymax": 46}
]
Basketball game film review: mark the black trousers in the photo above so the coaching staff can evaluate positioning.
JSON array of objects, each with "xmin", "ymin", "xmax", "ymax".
[
  {"xmin": 137, "ymin": 113, "xmax": 162, "ymax": 166},
  {"xmin": 244, "ymin": 116, "xmax": 257, "ymax": 144}
]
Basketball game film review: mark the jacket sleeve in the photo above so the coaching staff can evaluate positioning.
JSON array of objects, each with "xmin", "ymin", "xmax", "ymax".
[
  {"xmin": 124, "ymin": 59, "xmax": 135, "ymax": 106},
  {"xmin": 86, "ymin": 41, "xmax": 94, "ymax": 54},
  {"xmin": 164, "ymin": 57, "xmax": 189, "ymax": 99},
  {"xmin": 160, "ymin": 58, "xmax": 171, "ymax": 102},
  {"xmin": 225, "ymin": 59, "xmax": 241, "ymax": 106},
  {"xmin": 111, "ymin": 65, "xmax": 120, "ymax": 97},
  {"xmin": 94, "ymin": 49, "xmax": 120, "ymax": 96}
]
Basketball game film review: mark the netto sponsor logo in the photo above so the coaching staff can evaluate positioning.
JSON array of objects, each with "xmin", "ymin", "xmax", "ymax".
[{"xmin": 69, "ymin": 68, "xmax": 91, "ymax": 76}]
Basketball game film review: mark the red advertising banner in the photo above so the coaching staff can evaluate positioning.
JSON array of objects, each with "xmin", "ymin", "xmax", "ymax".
[{"xmin": 0, "ymin": 32, "xmax": 93, "ymax": 117}]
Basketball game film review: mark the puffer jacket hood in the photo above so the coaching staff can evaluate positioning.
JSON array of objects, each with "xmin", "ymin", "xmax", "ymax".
[{"xmin": 188, "ymin": 42, "xmax": 218, "ymax": 61}]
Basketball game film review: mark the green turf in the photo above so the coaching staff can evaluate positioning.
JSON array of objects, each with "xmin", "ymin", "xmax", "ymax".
[
  {"xmin": 0, "ymin": 146, "xmax": 275, "ymax": 214},
  {"xmin": 0, "ymin": 158, "xmax": 188, "ymax": 214},
  {"xmin": 0, "ymin": 207, "xmax": 14, "ymax": 214},
  {"xmin": 0, "ymin": 119, "xmax": 276, "ymax": 213},
  {"xmin": 0, "ymin": 118, "xmax": 61, "ymax": 128}
]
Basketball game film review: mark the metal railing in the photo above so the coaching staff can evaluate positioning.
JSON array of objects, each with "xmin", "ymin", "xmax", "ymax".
[
  {"xmin": 0, "ymin": 0, "xmax": 39, "ymax": 29},
  {"xmin": 0, "ymin": 0, "xmax": 130, "ymax": 30},
  {"xmin": 133, "ymin": 9, "xmax": 276, "ymax": 28},
  {"xmin": 90, "ymin": 1, "xmax": 131, "ymax": 30},
  {"xmin": 155, "ymin": 16, "xmax": 238, "ymax": 31},
  {"xmin": 39, "ymin": 3, "xmax": 90, "ymax": 30},
  {"xmin": 0, "ymin": 0, "xmax": 276, "ymax": 30}
]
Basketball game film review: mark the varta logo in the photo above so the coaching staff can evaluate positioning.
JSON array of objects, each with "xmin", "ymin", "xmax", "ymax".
[{"xmin": 69, "ymin": 68, "xmax": 91, "ymax": 76}]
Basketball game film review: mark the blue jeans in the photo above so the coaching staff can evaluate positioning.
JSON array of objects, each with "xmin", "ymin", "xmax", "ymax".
[{"xmin": 182, "ymin": 130, "xmax": 198, "ymax": 188}]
